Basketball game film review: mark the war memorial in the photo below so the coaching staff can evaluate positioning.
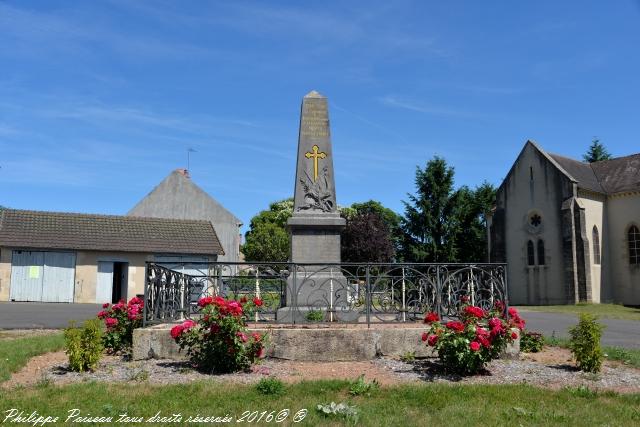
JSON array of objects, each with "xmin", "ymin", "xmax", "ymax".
[{"xmin": 133, "ymin": 91, "xmax": 511, "ymax": 361}]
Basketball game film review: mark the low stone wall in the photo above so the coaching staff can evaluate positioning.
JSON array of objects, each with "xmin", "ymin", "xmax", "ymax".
[
  {"xmin": 133, "ymin": 324, "xmax": 434, "ymax": 361},
  {"xmin": 133, "ymin": 324, "xmax": 520, "ymax": 361}
]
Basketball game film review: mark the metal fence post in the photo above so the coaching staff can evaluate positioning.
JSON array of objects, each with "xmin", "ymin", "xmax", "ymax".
[
  {"xmin": 436, "ymin": 265, "xmax": 443, "ymax": 320},
  {"xmin": 401, "ymin": 267, "xmax": 406, "ymax": 322},
  {"xmin": 292, "ymin": 264, "xmax": 297, "ymax": 326},
  {"xmin": 143, "ymin": 262, "xmax": 149, "ymax": 327},
  {"xmin": 255, "ymin": 269, "xmax": 261, "ymax": 323},
  {"xmin": 366, "ymin": 264, "xmax": 371, "ymax": 328}
]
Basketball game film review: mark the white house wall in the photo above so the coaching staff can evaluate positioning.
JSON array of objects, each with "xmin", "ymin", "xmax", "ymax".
[
  {"xmin": 605, "ymin": 193, "xmax": 640, "ymax": 305},
  {"xmin": 577, "ymin": 190, "xmax": 606, "ymax": 303}
]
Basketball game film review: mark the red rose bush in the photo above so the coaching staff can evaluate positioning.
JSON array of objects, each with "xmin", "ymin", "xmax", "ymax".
[
  {"xmin": 171, "ymin": 296, "xmax": 266, "ymax": 374},
  {"xmin": 422, "ymin": 301, "xmax": 525, "ymax": 375},
  {"xmin": 98, "ymin": 296, "xmax": 144, "ymax": 353}
]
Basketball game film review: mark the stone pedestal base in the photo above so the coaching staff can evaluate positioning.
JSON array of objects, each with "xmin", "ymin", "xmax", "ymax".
[{"xmin": 276, "ymin": 269, "xmax": 361, "ymax": 323}]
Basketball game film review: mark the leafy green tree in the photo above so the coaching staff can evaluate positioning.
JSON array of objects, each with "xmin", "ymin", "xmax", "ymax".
[
  {"xmin": 341, "ymin": 200, "xmax": 402, "ymax": 255},
  {"xmin": 341, "ymin": 211, "xmax": 395, "ymax": 262},
  {"xmin": 583, "ymin": 138, "xmax": 612, "ymax": 163},
  {"xmin": 242, "ymin": 199, "xmax": 293, "ymax": 262},
  {"xmin": 401, "ymin": 157, "xmax": 459, "ymax": 262}
]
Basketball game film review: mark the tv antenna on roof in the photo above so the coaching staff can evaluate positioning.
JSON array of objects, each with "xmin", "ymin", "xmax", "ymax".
[{"xmin": 187, "ymin": 147, "xmax": 197, "ymax": 171}]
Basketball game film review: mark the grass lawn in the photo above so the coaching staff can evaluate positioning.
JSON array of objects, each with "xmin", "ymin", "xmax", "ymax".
[
  {"xmin": 1, "ymin": 381, "xmax": 640, "ymax": 426},
  {"xmin": 517, "ymin": 303, "xmax": 640, "ymax": 321},
  {"xmin": 545, "ymin": 336, "xmax": 640, "ymax": 369},
  {"xmin": 0, "ymin": 332, "xmax": 65, "ymax": 382}
]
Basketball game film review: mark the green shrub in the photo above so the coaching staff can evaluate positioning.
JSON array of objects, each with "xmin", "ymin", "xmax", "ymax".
[
  {"xmin": 64, "ymin": 319, "xmax": 104, "ymax": 372},
  {"xmin": 98, "ymin": 297, "xmax": 144, "ymax": 353},
  {"xmin": 255, "ymin": 377, "xmax": 285, "ymax": 396},
  {"xmin": 400, "ymin": 351, "xmax": 416, "ymax": 362},
  {"xmin": 305, "ymin": 310, "xmax": 325, "ymax": 322},
  {"xmin": 316, "ymin": 402, "xmax": 358, "ymax": 424},
  {"xmin": 349, "ymin": 374, "xmax": 380, "ymax": 396},
  {"xmin": 568, "ymin": 314, "xmax": 605, "ymax": 373},
  {"xmin": 422, "ymin": 301, "xmax": 521, "ymax": 375},
  {"xmin": 520, "ymin": 331, "xmax": 544, "ymax": 353},
  {"xmin": 172, "ymin": 296, "xmax": 266, "ymax": 374}
]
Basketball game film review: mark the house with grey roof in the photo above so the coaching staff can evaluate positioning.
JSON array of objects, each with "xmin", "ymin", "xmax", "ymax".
[
  {"xmin": 128, "ymin": 169, "xmax": 242, "ymax": 263},
  {"xmin": 487, "ymin": 140, "xmax": 640, "ymax": 305},
  {"xmin": 0, "ymin": 209, "xmax": 224, "ymax": 304}
]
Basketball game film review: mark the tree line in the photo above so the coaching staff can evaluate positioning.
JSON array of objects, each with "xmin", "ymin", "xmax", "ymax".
[
  {"xmin": 243, "ymin": 140, "xmax": 614, "ymax": 264},
  {"xmin": 243, "ymin": 156, "xmax": 495, "ymax": 263}
]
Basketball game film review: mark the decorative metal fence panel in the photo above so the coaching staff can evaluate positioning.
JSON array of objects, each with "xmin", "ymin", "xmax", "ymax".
[{"xmin": 143, "ymin": 262, "xmax": 509, "ymax": 326}]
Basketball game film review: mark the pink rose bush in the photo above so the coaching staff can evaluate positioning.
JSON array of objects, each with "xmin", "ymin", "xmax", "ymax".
[
  {"xmin": 171, "ymin": 296, "xmax": 266, "ymax": 374},
  {"xmin": 422, "ymin": 300, "xmax": 524, "ymax": 375},
  {"xmin": 98, "ymin": 296, "xmax": 144, "ymax": 353}
]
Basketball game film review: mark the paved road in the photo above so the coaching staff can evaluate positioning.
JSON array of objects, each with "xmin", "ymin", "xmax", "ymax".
[
  {"xmin": 1, "ymin": 303, "xmax": 638, "ymax": 349},
  {"xmin": 0, "ymin": 302, "xmax": 102, "ymax": 329},
  {"xmin": 518, "ymin": 310, "xmax": 640, "ymax": 349}
]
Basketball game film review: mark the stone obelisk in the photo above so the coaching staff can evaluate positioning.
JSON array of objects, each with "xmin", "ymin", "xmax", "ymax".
[{"xmin": 277, "ymin": 90, "xmax": 347, "ymax": 323}]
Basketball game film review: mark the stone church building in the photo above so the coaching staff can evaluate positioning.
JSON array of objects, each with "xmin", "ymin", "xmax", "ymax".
[{"xmin": 488, "ymin": 140, "xmax": 640, "ymax": 305}]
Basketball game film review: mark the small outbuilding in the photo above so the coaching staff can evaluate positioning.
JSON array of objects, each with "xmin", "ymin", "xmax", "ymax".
[{"xmin": 0, "ymin": 209, "xmax": 224, "ymax": 304}]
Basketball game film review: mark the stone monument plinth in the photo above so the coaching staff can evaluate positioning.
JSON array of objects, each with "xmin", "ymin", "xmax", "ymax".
[{"xmin": 276, "ymin": 91, "xmax": 348, "ymax": 323}]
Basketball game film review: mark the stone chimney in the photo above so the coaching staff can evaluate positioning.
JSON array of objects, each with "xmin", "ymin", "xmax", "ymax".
[{"xmin": 175, "ymin": 168, "xmax": 190, "ymax": 179}]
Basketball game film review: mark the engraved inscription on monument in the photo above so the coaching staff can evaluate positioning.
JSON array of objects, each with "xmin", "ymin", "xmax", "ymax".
[
  {"xmin": 300, "ymin": 102, "xmax": 329, "ymax": 138},
  {"xmin": 292, "ymin": 91, "xmax": 338, "ymax": 214}
]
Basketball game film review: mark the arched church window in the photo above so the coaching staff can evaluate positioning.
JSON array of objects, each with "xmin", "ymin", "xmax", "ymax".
[
  {"xmin": 592, "ymin": 226, "xmax": 601, "ymax": 265},
  {"xmin": 629, "ymin": 225, "xmax": 640, "ymax": 265},
  {"xmin": 537, "ymin": 240, "xmax": 545, "ymax": 265},
  {"xmin": 527, "ymin": 240, "xmax": 535, "ymax": 266}
]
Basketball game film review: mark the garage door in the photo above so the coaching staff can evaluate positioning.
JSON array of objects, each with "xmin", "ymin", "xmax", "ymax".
[{"xmin": 9, "ymin": 251, "xmax": 76, "ymax": 303}]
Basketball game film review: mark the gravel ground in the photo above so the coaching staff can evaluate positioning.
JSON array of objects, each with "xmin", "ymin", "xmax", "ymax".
[{"xmin": 5, "ymin": 347, "xmax": 640, "ymax": 393}]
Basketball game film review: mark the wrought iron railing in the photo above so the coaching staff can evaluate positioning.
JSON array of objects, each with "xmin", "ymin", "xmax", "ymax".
[{"xmin": 143, "ymin": 262, "xmax": 509, "ymax": 326}]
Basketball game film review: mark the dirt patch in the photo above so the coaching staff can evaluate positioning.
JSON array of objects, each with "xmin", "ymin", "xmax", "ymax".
[
  {"xmin": 0, "ymin": 329, "xmax": 60, "ymax": 340},
  {"xmin": 4, "ymin": 346, "xmax": 640, "ymax": 394},
  {"xmin": 2, "ymin": 351, "xmax": 67, "ymax": 388}
]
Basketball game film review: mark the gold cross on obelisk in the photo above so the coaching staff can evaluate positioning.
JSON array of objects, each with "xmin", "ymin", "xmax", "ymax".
[{"xmin": 305, "ymin": 145, "xmax": 327, "ymax": 181}]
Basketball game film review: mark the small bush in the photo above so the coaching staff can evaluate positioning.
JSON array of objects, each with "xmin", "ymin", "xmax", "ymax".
[
  {"xmin": 569, "ymin": 313, "xmax": 605, "ymax": 373},
  {"xmin": 520, "ymin": 331, "xmax": 544, "ymax": 353},
  {"xmin": 400, "ymin": 351, "xmax": 416, "ymax": 363},
  {"xmin": 349, "ymin": 374, "xmax": 379, "ymax": 396},
  {"xmin": 172, "ymin": 296, "xmax": 266, "ymax": 374},
  {"xmin": 255, "ymin": 377, "xmax": 285, "ymax": 396},
  {"xmin": 422, "ymin": 300, "xmax": 522, "ymax": 375},
  {"xmin": 98, "ymin": 297, "xmax": 144, "ymax": 353},
  {"xmin": 64, "ymin": 319, "xmax": 104, "ymax": 372},
  {"xmin": 305, "ymin": 310, "xmax": 324, "ymax": 322}
]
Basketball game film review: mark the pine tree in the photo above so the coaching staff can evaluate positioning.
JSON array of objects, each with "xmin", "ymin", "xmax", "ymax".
[
  {"xmin": 401, "ymin": 157, "xmax": 458, "ymax": 262},
  {"xmin": 583, "ymin": 138, "xmax": 612, "ymax": 163}
]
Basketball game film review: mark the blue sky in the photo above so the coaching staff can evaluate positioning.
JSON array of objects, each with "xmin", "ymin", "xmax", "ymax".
[{"xmin": 2, "ymin": 1, "xmax": 639, "ymax": 233}]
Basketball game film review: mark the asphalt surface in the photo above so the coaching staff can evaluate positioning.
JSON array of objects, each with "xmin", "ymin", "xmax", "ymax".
[
  {"xmin": 1, "ymin": 302, "xmax": 638, "ymax": 349},
  {"xmin": 0, "ymin": 302, "xmax": 103, "ymax": 329},
  {"xmin": 518, "ymin": 309, "xmax": 640, "ymax": 349}
]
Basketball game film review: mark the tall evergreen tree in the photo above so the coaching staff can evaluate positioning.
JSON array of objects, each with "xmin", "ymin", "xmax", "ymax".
[
  {"xmin": 452, "ymin": 182, "xmax": 496, "ymax": 262},
  {"xmin": 401, "ymin": 157, "xmax": 458, "ymax": 262},
  {"xmin": 583, "ymin": 138, "xmax": 612, "ymax": 163}
]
